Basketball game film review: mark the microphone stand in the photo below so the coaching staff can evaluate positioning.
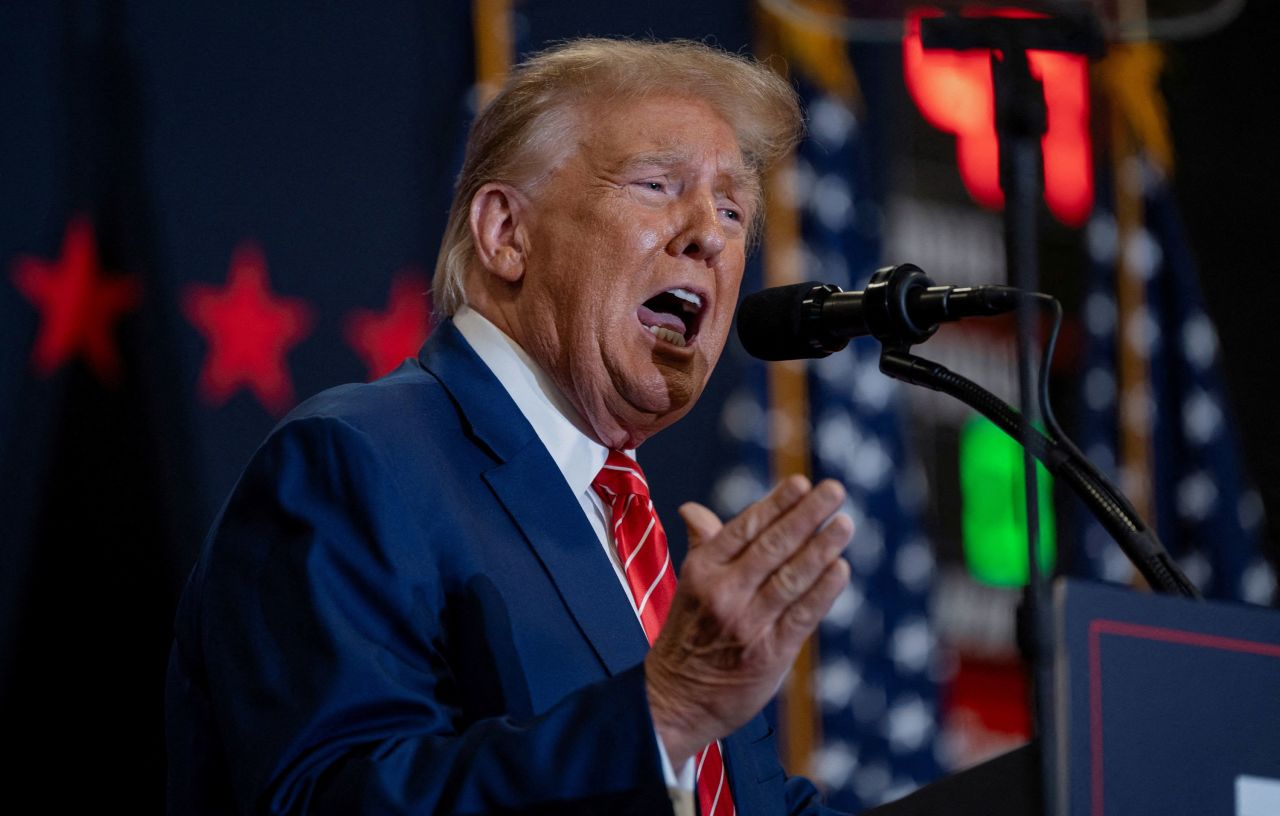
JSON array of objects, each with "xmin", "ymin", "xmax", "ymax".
[
  {"xmin": 877, "ymin": 339, "xmax": 1201, "ymax": 815},
  {"xmin": 916, "ymin": 12, "xmax": 1106, "ymax": 816},
  {"xmin": 876, "ymin": 347, "xmax": 1200, "ymax": 600}
]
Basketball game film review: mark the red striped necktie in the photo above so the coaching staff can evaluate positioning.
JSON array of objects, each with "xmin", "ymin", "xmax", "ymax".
[{"xmin": 592, "ymin": 450, "xmax": 736, "ymax": 816}]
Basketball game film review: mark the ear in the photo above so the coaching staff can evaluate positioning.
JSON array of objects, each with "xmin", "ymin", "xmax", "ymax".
[{"xmin": 469, "ymin": 182, "xmax": 528, "ymax": 284}]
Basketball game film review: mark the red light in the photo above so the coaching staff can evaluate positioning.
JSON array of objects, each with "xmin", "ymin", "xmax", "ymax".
[{"xmin": 903, "ymin": 8, "xmax": 1093, "ymax": 226}]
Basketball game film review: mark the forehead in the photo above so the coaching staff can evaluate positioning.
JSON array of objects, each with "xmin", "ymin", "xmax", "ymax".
[{"xmin": 576, "ymin": 94, "xmax": 752, "ymax": 185}]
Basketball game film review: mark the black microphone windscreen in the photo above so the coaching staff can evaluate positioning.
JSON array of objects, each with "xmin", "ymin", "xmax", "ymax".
[{"xmin": 736, "ymin": 282, "xmax": 831, "ymax": 361}]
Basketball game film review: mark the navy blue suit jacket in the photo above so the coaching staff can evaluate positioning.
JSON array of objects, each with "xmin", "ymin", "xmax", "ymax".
[{"xmin": 167, "ymin": 320, "xmax": 835, "ymax": 815}]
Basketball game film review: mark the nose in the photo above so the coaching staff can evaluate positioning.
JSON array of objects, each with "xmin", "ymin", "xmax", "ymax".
[{"xmin": 667, "ymin": 199, "xmax": 726, "ymax": 263}]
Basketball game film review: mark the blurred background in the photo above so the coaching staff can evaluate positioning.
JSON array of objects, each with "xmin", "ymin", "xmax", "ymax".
[{"xmin": 1, "ymin": 0, "xmax": 1276, "ymax": 811}]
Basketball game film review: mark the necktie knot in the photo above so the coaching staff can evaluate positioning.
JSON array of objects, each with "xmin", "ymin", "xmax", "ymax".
[{"xmin": 592, "ymin": 450, "xmax": 651, "ymax": 505}]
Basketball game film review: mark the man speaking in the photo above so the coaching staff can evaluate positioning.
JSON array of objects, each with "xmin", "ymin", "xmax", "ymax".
[{"xmin": 167, "ymin": 38, "xmax": 857, "ymax": 814}]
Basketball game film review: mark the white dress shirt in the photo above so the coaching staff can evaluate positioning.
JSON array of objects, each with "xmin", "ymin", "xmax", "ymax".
[{"xmin": 452, "ymin": 306, "xmax": 697, "ymax": 805}]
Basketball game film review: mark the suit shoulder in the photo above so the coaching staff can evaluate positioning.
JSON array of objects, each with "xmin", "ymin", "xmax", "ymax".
[{"xmin": 276, "ymin": 359, "xmax": 463, "ymax": 447}]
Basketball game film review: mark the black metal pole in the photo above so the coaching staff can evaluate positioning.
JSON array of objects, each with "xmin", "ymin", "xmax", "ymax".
[
  {"xmin": 992, "ymin": 45, "xmax": 1058, "ymax": 816},
  {"xmin": 918, "ymin": 16, "xmax": 1108, "ymax": 813}
]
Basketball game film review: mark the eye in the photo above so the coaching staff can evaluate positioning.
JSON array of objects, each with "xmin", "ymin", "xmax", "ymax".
[
  {"xmin": 638, "ymin": 180, "xmax": 666, "ymax": 193},
  {"xmin": 721, "ymin": 207, "xmax": 742, "ymax": 222}
]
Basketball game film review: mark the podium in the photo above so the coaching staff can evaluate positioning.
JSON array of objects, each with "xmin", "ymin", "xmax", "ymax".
[
  {"xmin": 1053, "ymin": 579, "xmax": 1280, "ymax": 816},
  {"xmin": 865, "ymin": 579, "xmax": 1280, "ymax": 816}
]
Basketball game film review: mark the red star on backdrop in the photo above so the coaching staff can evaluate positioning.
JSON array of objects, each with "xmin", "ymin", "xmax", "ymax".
[
  {"xmin": 10, "ymin": 216, "xmax": 142, "ymax": 385},
  {"xmin": 343, "ymin": 269, "xmax": 432, "ymax": 380},
  {"xmin": 182, "ymin": 242, "xmax": 315, "ymax": 416}
]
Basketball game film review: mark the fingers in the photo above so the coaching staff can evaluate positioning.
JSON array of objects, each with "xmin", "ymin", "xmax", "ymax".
[
  {"xmin": 733, "ymin": 479, "xmax": 847, "ymax": 586},
  {"xmin": 678, "ymin": 502, "xmax": 723, "ymax": 550},
  {"xmin": 774, "ymin": 556, "xmax": 850, "ymax": 647},
  {"xmin": 701, "ymin": 475, "xmax": 812, "ymax": 561},
  {"xmin": 758, "ymin": 510, "xmax": 853, "ymax": 613},
  {"xmin": 647, "ymin": 477, "xmax": 854, "ymax": 759}
]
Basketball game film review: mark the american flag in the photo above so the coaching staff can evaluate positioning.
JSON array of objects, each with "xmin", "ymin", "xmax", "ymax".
[
  {"xmin": 712, "ymin": 77, "xmax": 943, "ymax": 811},
  {"xmin": 1074, "ymin": 154, "xmax": 1275, "ymax": 604}
]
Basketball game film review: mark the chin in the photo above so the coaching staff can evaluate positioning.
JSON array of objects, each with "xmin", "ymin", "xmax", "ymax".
[
  {"xmin": 627, "ymin": 389, "xmax": 700, "ymax": 448},
  {"xmin": 598, "ymin": 352, "xmax": 709, "ymax": 447},
  {"xmin": 655, "ymin": 359, "xmax": 704, "ymax": 410}
]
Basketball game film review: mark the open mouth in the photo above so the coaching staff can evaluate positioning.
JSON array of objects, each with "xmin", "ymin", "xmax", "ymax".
[{"xmin": 637, "ymin": 287, "xmax": 705, "ymax": 348}]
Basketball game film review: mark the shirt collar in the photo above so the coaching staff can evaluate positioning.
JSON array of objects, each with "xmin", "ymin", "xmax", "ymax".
[{"xmin": 452, "ymin": 305, "xmax": 611, "ymax": 497}]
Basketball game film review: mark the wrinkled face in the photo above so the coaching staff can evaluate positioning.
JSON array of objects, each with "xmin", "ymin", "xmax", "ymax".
[{"xmin": 509, "ymin": 94, "xmax": 754, "ymax": 449}]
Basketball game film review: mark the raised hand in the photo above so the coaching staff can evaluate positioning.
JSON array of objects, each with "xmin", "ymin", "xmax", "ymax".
[{"xmin": 644, "ymin": 475, "xmax": 854, "ymax": 766}]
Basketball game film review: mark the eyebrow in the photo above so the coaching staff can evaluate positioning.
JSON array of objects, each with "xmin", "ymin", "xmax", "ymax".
[{"xmin": 617, "ymin": 149, "xmax": 755, "ymax": 198}]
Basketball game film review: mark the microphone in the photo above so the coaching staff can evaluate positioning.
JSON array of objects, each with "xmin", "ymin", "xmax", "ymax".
[{"xmin": 736, "ymin": 263, "xmax": 1020, "ymax": 360}]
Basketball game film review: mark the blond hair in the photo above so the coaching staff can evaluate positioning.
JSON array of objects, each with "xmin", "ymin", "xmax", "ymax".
[{"xmin": 431, "ymin": 37, "xmax": 803, "ymax": 317}]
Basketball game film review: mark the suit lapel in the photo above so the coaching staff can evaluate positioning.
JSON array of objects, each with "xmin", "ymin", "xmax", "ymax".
[
  {"xmin": 484, "ymin": 447, "xmax": 650, "ymax": 676},
  {"xmin": 420, "ymin": 322, "xmax": 649, "ymax": 678}
]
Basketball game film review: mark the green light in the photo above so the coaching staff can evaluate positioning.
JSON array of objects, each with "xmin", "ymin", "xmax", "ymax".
[{"xmin": 958, "ymin": 414, "xmax": 1056, "ymax": 587}]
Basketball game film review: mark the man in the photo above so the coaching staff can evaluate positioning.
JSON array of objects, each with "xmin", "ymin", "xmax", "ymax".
[{"xmin": 167, "ymin": 38, "xmax": 855, "ymax": 814}]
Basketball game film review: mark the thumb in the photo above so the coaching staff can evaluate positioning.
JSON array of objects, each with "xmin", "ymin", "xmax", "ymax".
[{"xmin": 678, "ymin": 502, "xmax": 723, "ymax": 550}]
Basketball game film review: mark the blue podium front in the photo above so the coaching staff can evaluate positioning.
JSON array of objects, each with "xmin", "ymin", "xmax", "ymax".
[{"xmin": 1054, "ymin": 579, "xmax": 1280, "ymax": 816}]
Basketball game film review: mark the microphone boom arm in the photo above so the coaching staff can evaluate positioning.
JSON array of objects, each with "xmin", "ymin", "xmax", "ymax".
[{"xmin": 877, "ymin": 346, "xmax": 1201, "ymax": 599}]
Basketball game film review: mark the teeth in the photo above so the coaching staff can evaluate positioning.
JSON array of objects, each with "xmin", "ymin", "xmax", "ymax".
[
  {"xmin": 668, "ymin": 288, "xmax": 702, "ymax": 311},
  {"xmin": 647, "ymin": 324, "xmax": 687, "ymax": 347}
]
